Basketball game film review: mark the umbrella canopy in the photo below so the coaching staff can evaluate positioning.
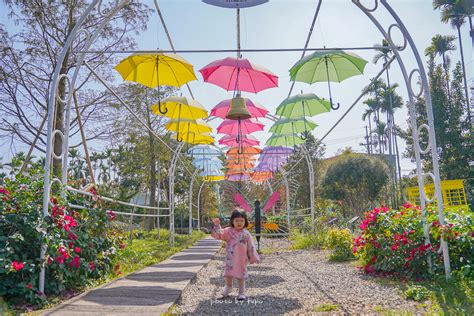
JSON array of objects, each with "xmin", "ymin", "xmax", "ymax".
[
  {"xmin": 261, "ymin": 146, "xmax": 294, "ymax": 156},
  {"xmin": 217, "ymin": 118, "xmax": 264, "ymax": 135},
  {"xmin": 226, "ymin": 169, "xmax": 252, "ymax": 176},
  {"xmin": 166, "ymin": 119, "xmax": 212, "ymax": 134},
  {"xmin": 289, "ymin": 50, "xmax": 367, "ymax": 84},
  {"xmin": 266, "ymin": 134, "xmax": 305, "ymax": 147},
  {"xmin": 219, "ymin": 134, "xmax": 260, "ymax": 147},
  {"xmin": 276, "ymin": 93, "xmax": 330, "ymax": 118},
  {"xmin": 251, "ymin": 171, "xmax": 273, "ymax": 183},
  {"xmin": 269, "ymin": 117, "xmax": 318, "ymax": 134},
  {"xmin": 115, "ymin": 53, "xmax": 197, "ymax": 88},
  {"xmin": 192, "ymin": 158, "xmax": 223, "ymax": 170},
  {"xmin": 199, "ymin": 57, "xmax": 278, "ymax": 93},
  {"xmin": 226, "ymin": 174, "xmax": 250, "ymax": 182},
  {"xmin": 151, "ymin": 96, "xmax": 208, "ymax": 119},
  {"xmin": 200, "ymin": 169, "xmax": 224, "ymax": 177},
  {"xmin": 203, "ymin": 175, "xmax": 225, "ymax": 182},
  {"xmin": 173, "ymin": 132, "xmax": 214, "ymax": 145},
  {"xmin": 211, "ymin": 98, "xmax": 268, "ymax": 119},
  {"xmin": 188, "ymin": 145, "xmax": 221, "ymax": 156},
  {"xmin": 254, "ymin": 162, "xmax": 280, "ymax": 172},
  {"xmin": 226, "ymin": 146, "xmax": 262, "ymax": 156},
  {"xmin": 202, "ymin": 0, "xmax": 268, "ymax": 8}
]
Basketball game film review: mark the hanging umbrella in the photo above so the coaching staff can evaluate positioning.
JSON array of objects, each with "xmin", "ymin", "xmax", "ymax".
[
  {"xmin": 192, "ymin": 158, "xmax": 223, "ymax": 170},
  {"xmin": 166, "ymin": 119, "xmax": 212, "ymax": 139},
  {"xmin": 211, "ymin": 98, "xmax": 268, "ymax": 119},
  {"xmin": 151, "ymin": 96, "xmax": 208, "ymax": 118},
  {"xmin": 276, "ymin": 93, "xmax": 330, "ymax": 118},
  {"xmin": 188, "ymin": 145, "xmax": 221, "ymax": 156},
  {"xmin": 227, "ymin": 146, "xmax": 261, "ymax": 156},
  {"xmin": 219, "ymin": 134, "xmax": 260, "ymax": 147},
  {"xmin": 226, "ymin": 174, "xmax": 250, "ymax": 182},
  {"xmin": 269, "ymin": 117, "xmax": 318, "ymax": 135},
  {"xmin": 266, "ymin": 134, "xmax": 305, "ymax": 147},
  {"xmin": 261, "ymin": 146, "xmax": 294, "ymax": 156},
  {"xmin": 217, "ymin": 118, "xmax": 264, "ymax": 135},
  {"xmin": 202, "ymin": 0, "xmax": 268, "ymax": 8},
  {"xmin": 115, "ymin": 53, "xmax": 197, "ymax": 88},
  {"xmin": 199, "ymin": 57, "xmax": 278, "ymax": 93},
  {"xmin": 289, "ymin": 50, "xmax": 368, "ymax": 109},
  {"xmin": 254, "ymin": 162, "xmax": 280, "ymax": 172},
  {"xmin": 173, "ymin": 132, "xmax": 214, "ymax": 145},
  {"xmin": 251, "ymin": 171, "xmax": 273, "ymax": 183}
]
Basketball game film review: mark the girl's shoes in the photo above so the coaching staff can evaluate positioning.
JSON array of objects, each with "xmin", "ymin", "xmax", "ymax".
[
  {"xmin": 237, "ymin": 294, "xmax": 246, "ymax": 301},
  {"xmin": 221, "ymin": 285, "xmax": 231, "ymax": 297}
]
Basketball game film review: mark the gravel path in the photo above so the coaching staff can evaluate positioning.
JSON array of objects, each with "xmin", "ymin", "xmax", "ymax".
[{"xmin": 172, "ymin": 246, "xmax": 429, "ymax": 315}]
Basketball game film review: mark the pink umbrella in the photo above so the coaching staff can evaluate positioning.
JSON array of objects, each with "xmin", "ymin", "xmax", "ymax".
[
  {"xmin": 219, "ymin": 134, "xmax": 260, "ymax": 147},
  {"xmin": 211, "ymin": 98, "xmax": 268, "ymax": 119},
  {"xmin": 199, "ymin": 57, "xmax": 278, "ymax": 93},
  {"xmin": 217, "ymin": 118, "xmax": 264, "ymax": 135}
]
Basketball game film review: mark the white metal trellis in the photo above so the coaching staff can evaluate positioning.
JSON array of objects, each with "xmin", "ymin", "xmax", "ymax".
[{"xmin": 41, "ymin": 0, "xmax": 452, "ymax": 294}]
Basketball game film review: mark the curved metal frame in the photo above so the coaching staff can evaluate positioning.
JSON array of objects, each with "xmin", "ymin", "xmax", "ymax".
[
  {"xmin": 41, "ymin": 0, "xmax": 451, "ymax": 293},
  {"xmin": 188, "ymin": 169, "xmax": 199, "ymax": 235}
]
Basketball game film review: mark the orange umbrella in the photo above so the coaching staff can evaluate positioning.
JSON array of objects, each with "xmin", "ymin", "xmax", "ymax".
[{"xmin": 227, "ymin": 146, "xmax": 262, "ymax": 156}]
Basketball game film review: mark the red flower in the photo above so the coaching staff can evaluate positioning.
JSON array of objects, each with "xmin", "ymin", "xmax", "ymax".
[
  {"xmin": 26, "ymin": 284, "xmax": 33, "ymax": 289},
  {"xmin": 68, "ymin": 242, "xmax": 74, "ymax": 249},
  {"xmin": 58, "ymin": 246, "xmax": 69, "ymax": 259},
  {"xmin": 114, "ymin": 263, "xmax": 121, "ymax": 272},
  {"xmin": 55, "ymin": 256, "xmax": 64, "ymax": 264},
  {"xmin": 68, "ymin": 232, "xmax": 78, "ymax": 240},
  {"xmin": 74, "ymin": 247, "xmax": 81, "ymax": 254},
  {"xmin": 391, "ymin": 244, "xmax": 399, "ymax": 251},
  {"xmin": 12, "ymin": 261, "xmax": 24, "ymax": 271},
  {"xmin": 89, "ymin": 261, "xmax": 95, "ymax": 271},
  {"xmin": 70, "ymin": 256, "xmax": 80, "ymax": 269},
  {"xmin": 119, "ymin": 243, "xmax": 126, "ymax": 250},
  {"xmin": 0, "ymin": 187, "xmax": 11, "ymax": 197},
  {"xmin": 47, "ymin": 256, "xmax": 53, "ymax": 265},
  {"xmin": 106, "ymin": 210, "xmax": 116, "ymax": 221}
]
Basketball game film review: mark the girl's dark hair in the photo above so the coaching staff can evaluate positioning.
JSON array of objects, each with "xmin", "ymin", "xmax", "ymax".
[{"xmin": 229, "ymin": 209, "xmax": 249, "ymax": 228}]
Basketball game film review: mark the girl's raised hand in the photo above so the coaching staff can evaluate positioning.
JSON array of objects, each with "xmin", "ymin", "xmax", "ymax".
[{"xmin": 212, "ymin": 218, "xmax": 220, "ymax": 225}]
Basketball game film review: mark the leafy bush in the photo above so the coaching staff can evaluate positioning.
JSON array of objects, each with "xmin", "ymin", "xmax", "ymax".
[
  {"xmin": 404, "ymin": 285, "xmax": 430, "ymax": 301},
  {"xmin": 290, "ymin": 217, "xmax": 328, "ymax": 250},
  {"xmin": 352, "ymin": 203, "xmax": 473, "ymax": 278},
  {"xmin": 0, "ymin": 164, "xmax": 124, "ymax": 307},
  {"xmin": 326, "ymin": 228, "xmax": 355, "ymax": 261}
]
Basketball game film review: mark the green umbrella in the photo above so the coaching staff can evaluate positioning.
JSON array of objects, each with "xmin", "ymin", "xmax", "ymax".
[
  {"xmin": 265, "ymin": 134, "xmax": 305, "ymax": 147},
  {"xmin": 276, "ymin": 93, "xmax": 330, "ymax": 118},
  {"xmin": 269, "ymin": 117, "xmax": 317, "ymax": 134},
  {"xmin": 289, "ymin": 50, "xmax": 368, "ymax": 110}
]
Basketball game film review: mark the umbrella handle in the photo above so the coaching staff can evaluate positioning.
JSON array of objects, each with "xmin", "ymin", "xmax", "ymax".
[
  {"xmin": 330, "ymin": 99, "xmax": 340, "ymax": 110},
  {"xmin": 158, "ymin": 100, "xmax": 168, "ymax": 114},
  {"xmin": 300, "ymin": 133, "xmax": 308, "ymax": 140},
  {"xmin": 177, "ymin": 134, "xmax": 184, "ymax": 142}
]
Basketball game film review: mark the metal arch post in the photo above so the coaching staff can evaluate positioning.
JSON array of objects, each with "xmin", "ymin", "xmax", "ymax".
[
  {"xmin": 188, "ymin": 169, "xmax": 199, "ymax": 235},
  {"xmin": 265, "ymin": 180, "xmax": 275, "ymax": 215},
  {"xmin": 197, "ymin": 180, "xmax": 208, "ymax": 231},
  {"xmin": 169, "ymin": 142, "xmax": 184, "ymax": 246},
  {"xmin": 353, "ymin": 0, "xmax": 450, "ymax": 278},
  {"xmin": 283, "ymin": 173, "xmax": 291, "ymax": 228},
  {"xmin": 40, "ymin": 0, "xmax": 130, "ymax": 294},
  {"xmin": 300, "ymin": 144, "xmax": 315, "ymax": 223}
]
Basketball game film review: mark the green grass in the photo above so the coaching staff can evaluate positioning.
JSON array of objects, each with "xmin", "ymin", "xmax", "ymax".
[
  {"xmin": 370, "ymin": 272, "xmax": 473, "ymax": 315},
  {"xmin": 116, "ymin": 229, "xmax": 206, "ymax": 277},
  {"xmin": 313, "ymin": 303, "xmax": 339, "ymax": 312},
  {"xmin": 289, "ymin": 228, "xmax": 327, "ymax": 250}
]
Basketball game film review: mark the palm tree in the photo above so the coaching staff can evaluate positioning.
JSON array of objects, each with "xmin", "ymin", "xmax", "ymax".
[
  {"xmin": 433, "ymin": 0, "xmax": 471, "ymax": 124},
  {"xmin": 362, "ymin": 99, "xmax": 378, "ymax": 153},
  {"xmin": 425, "ymin": 34, "xmax": 456, "ymax": 98}
]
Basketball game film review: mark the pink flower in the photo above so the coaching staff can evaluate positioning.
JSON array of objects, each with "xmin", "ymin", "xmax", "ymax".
[
  {"xmin": 74, "ymin": 247, "xmax": 81, "ymax": 254},
  {"xmin": 0, "ymin": 187, "xmax": 11, "ymax": 196},
  {"xmin": 119, "ymin": 243, "xmax": 126, "ymax": 250},
  {"xmin": 391, "ymin": 244, "xmax": 399, "ymax": 251},
  {"xmin": 47, "ymin": 256, "xmax": 53, "ymax": 265},
  {"xmin": 68, "ymin": 232, "xmax": 78, "ymax": 240},
  {"xmin": 55, "ymin": 256, "xmax": 64, "ymax": 264},
  {"xmin": 89, "ymin": 261, "xmax": 95, "ymax": 271},
  {"xmin": 12, "ymin": 261, "xmax": 24, "ymax": 271},
  {"xmin": 26, "ymin": 284, "xmax": 33, "ymax": 289}
]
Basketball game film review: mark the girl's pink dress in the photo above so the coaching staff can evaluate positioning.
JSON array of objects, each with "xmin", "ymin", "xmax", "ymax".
[{"xmin": 211, "ymin": 225, "xmax": 260, "ymax": 279}]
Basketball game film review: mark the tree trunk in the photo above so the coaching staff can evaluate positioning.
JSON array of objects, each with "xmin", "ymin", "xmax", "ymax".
[
  {"xmin": 456, "ymin": 25, "xmax": 471, "ymax": 127},
  {"xmin": 442, "ymin": 53, "xmax": 451, "ymax": 99}
]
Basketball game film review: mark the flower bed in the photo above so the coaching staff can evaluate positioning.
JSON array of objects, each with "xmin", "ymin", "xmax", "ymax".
[{"xmin": 352, "ymin": 203, "xmax": 473, "ymax": 278}]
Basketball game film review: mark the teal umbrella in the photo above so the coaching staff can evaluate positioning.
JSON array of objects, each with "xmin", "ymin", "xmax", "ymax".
[
  {"xmin": 269, "ymin": 117, "xmax": 317, "ymax": 135},
  {"xmin": 289, "ymin": 50, "xmax": 368, "ymax": 110},
  {"xmin": 276, "ymin": 93, "xmax": 330, "ymax": 118},
  {"xmin": 265, "ymin": 134, "xmax": 305, "ymax": 147}
]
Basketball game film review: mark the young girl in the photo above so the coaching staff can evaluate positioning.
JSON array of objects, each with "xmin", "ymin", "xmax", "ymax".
[{"xmin": 211, "ymin": 209, "xmax": 260, "ymax": 300}]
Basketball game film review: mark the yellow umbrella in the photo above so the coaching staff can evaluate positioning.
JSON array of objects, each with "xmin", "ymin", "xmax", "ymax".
[
  {"xmin": 151, "ymin": 96, "xmax": 208, "ymax": 119},
  {"xmin": 166, "ymin": 119, "xmax": 212, "ymax": 138},
  {"xmin": 114, "ymin": 53, "xmax": 197, "ymax": 88},
  {"xmin": 174, "ymin": 132, "xmax": 214, "ymax": 145}
]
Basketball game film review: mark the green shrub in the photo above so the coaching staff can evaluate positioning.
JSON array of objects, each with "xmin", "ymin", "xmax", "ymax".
[
  {"xmin": 0, "ymin": 164, "xmax": 124, "ymax": 307},
  {"xmin": 404, "ymin": 285, "xmax": 430, "ymax": 301},
  {"xmin": 352, "ymin": 203, "xmax": 473, "ymax": 278},
  {"xmin": 326, "ymin": 228, "xmax": 355, "ymax": 261}
]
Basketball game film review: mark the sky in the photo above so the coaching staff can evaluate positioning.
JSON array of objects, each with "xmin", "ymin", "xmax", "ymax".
[{"xmin": 1, "ymin": 0, "xmax": 472, "ymax": 176}]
